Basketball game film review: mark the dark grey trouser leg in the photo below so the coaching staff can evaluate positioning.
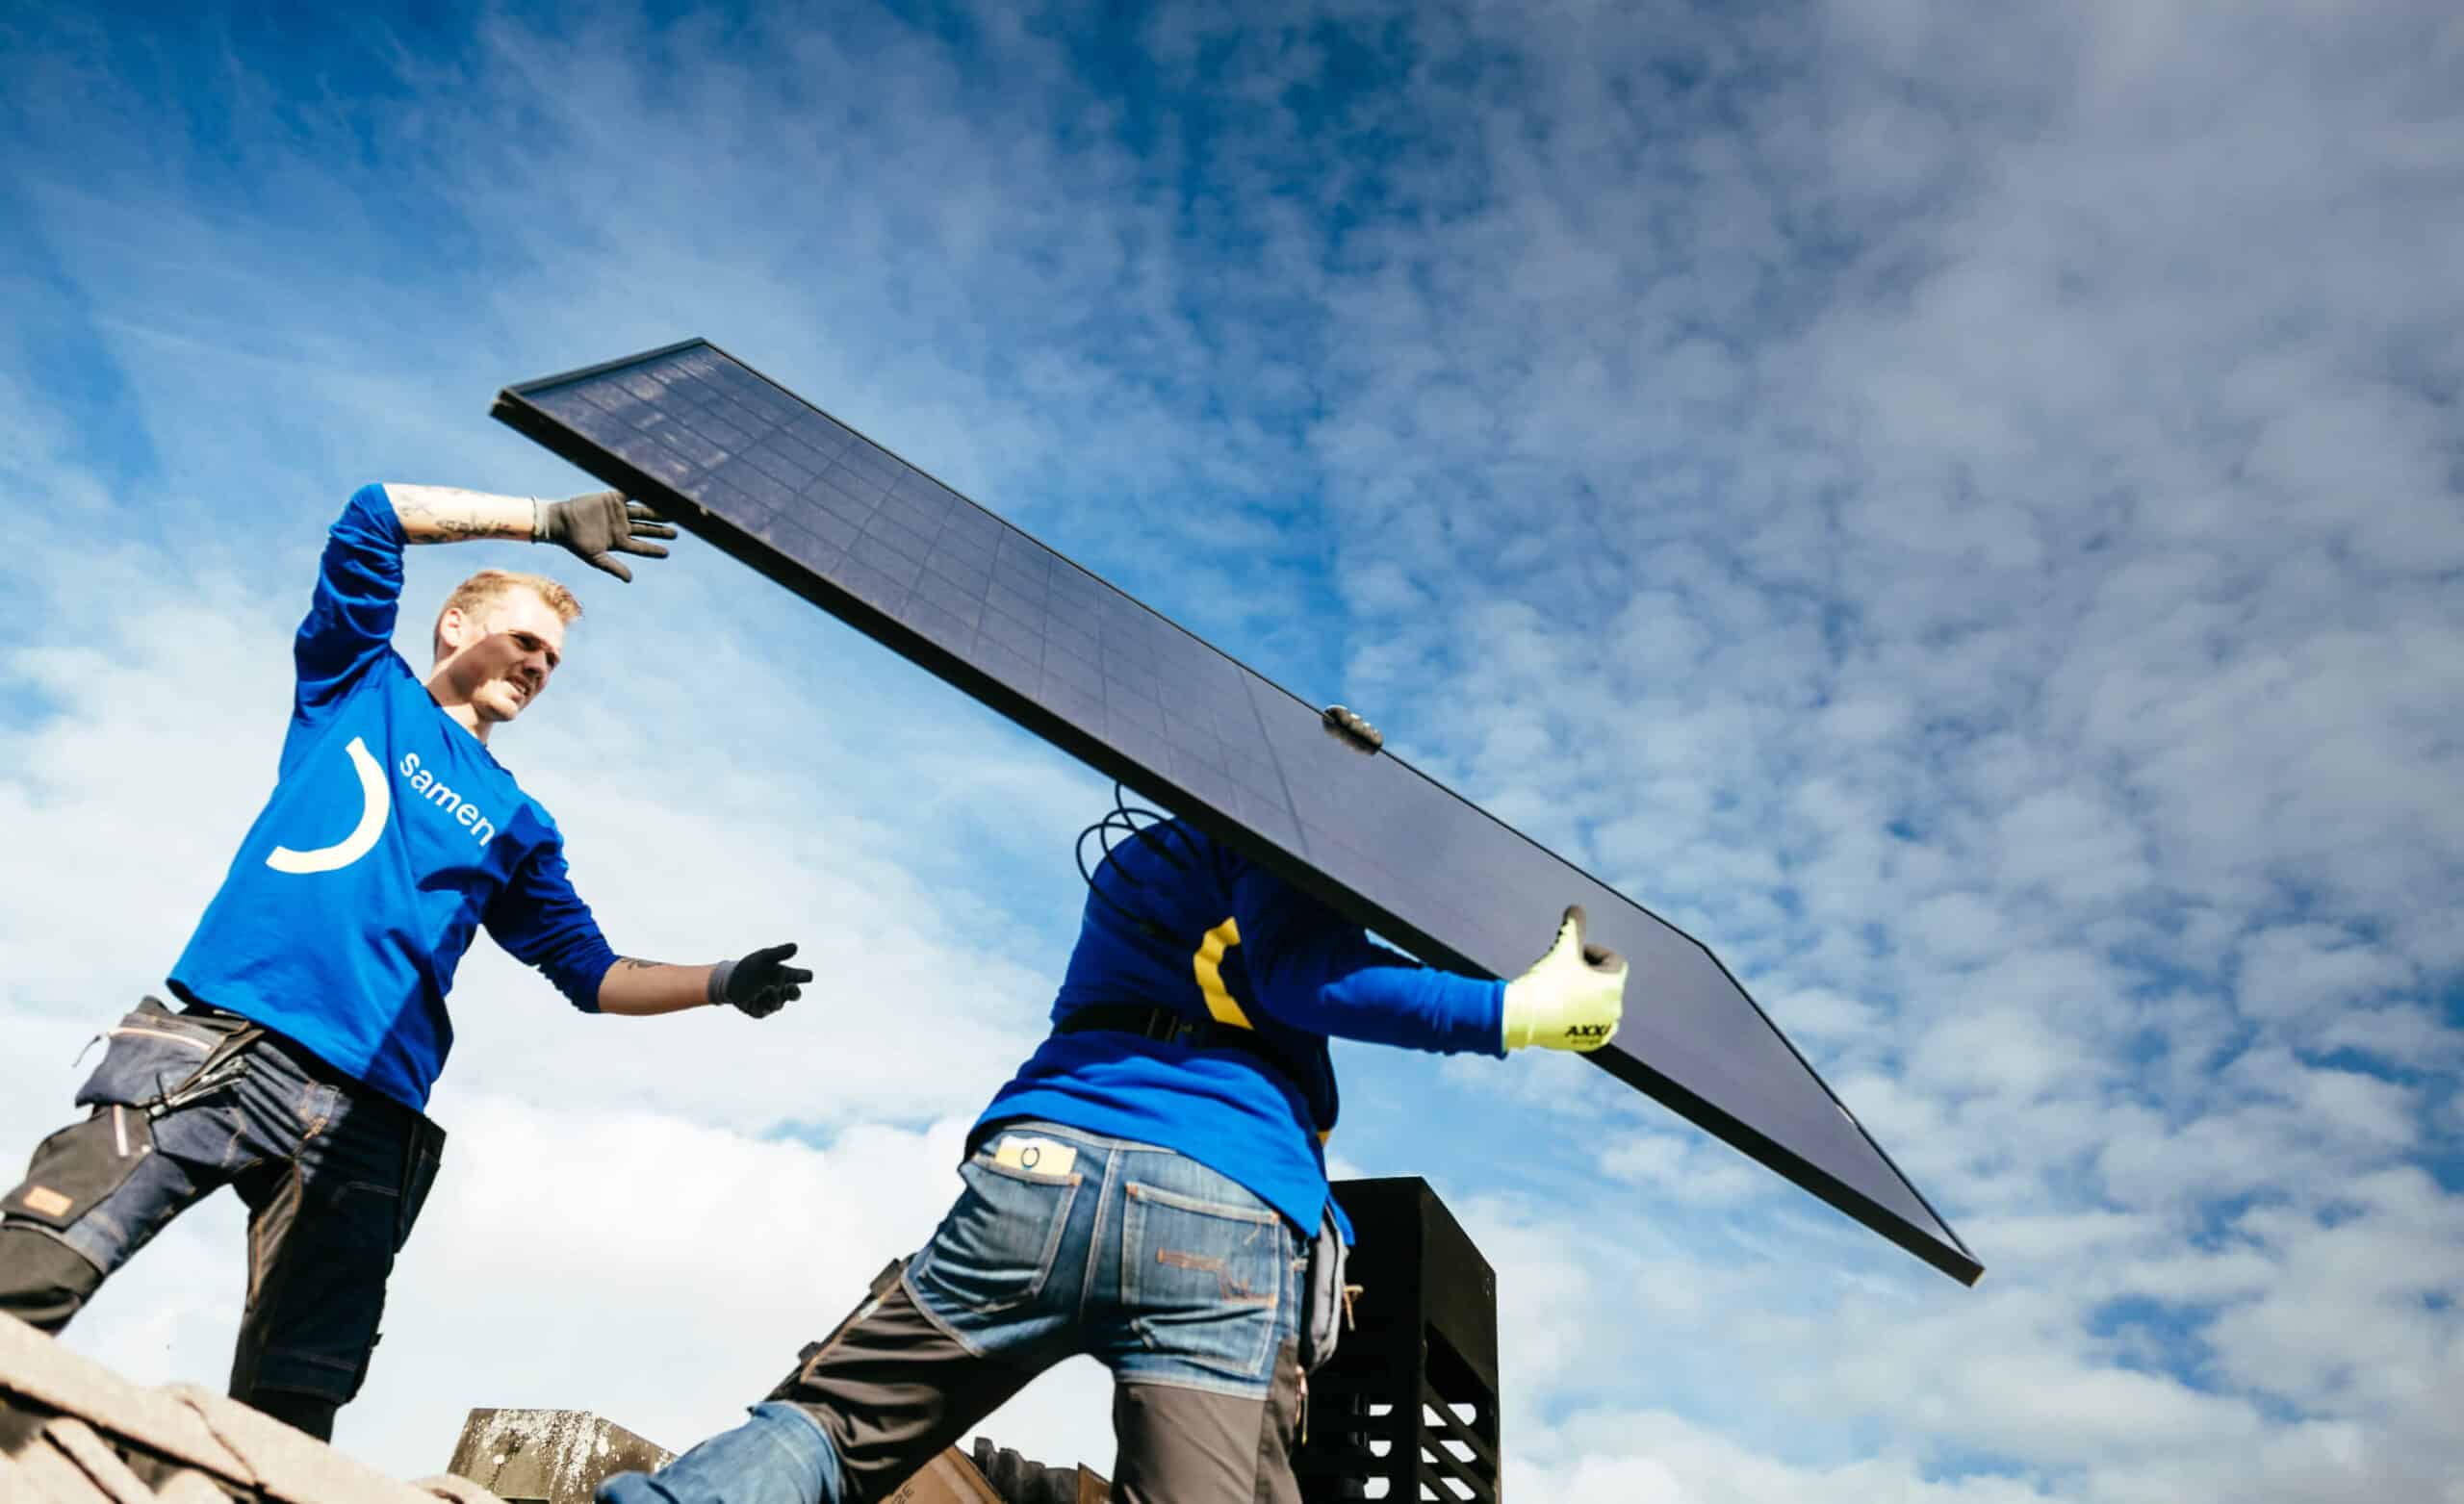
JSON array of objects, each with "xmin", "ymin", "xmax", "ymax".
[
  {"xmin": 0, "ymin": 1225, "xmax": 105, "ymax": 1333},
  {"xmin": 0, "ymin": 1213, "xmax": 335, "ymax": 1440},
  {"xmin": 1108, "ymin": 1340, "xmax": 1303, "ymax": 1504},
  {"xmin": 220, "ymin": 1049, "xmax": 442, "ymax": 1422},
  {"xmin": 767, "ymin": 1262, "xmax": 1046, "ymax": 1504},
  {"xmin": 245, "ymin": 1388, "xmax": 341, "ymax": 1441},
  {"xmin": 1, "ymin": 1102, "xmax": 229, "ymax": 1334}
]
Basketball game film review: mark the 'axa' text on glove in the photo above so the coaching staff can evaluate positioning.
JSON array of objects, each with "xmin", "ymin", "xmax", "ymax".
[{"xmin": 1501, "ymin": 905, "xmax": 1628, "ymax": 1052}]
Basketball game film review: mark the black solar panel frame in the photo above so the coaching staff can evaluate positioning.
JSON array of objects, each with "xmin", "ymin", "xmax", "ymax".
[{"xmin": 491, "ymin": 339, "xmax": 1983, "ymax": 1287}]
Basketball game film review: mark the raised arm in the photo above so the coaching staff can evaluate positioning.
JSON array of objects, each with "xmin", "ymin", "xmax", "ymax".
[
  {"xmin": 295, "ymin": 486, "xmax": 410, "ymax": 710},
  {"xmin": 383, "ymin": 485, "xmax": 536, "ymax": 543},
  {"xmin": 384, "ymin": 484, "xmax": 676, "ymax": 581},
  {"xmin": 293, "ymin": 483, "xmax": 675, "ymax": 710}
]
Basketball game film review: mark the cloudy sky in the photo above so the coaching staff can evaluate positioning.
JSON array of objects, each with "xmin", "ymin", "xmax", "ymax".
[{"xmin": 4, "ymin": 1, "xmax": 2459, "ymax": 1498}]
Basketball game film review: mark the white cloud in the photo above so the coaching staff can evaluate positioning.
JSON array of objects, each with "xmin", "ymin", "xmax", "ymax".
[
  {"xmin": 1599, "ymin": 1130, "xmax": 1767, "ymax": 1207},
  {"xmin": 3, "ymin": 1, "xmax": 2460, "ymax": 1499},
  {"xmin": 1521, "ymin": 1411, "xmax": 2051, "ymax": 1504},
  {"xmin": 2235, "ymin": 924, "xmax": 2417, "ymax": 1024}
]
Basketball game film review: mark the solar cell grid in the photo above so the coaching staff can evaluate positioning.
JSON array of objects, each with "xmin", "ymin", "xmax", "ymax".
[{"xmin": 496, "ymin": 339, "xmax": 1982, "ymax": 1286}]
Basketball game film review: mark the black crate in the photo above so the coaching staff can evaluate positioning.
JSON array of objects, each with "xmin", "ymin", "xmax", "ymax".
[{"xmin": 1294, "ymin": 1178, "xmax": 1501, "ymax": 1503}]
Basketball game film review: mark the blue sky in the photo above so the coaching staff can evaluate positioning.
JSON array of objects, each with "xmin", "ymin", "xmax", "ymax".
[{"xmin": 4, "ymin": 2, "xmax": 2460, "ymax": 1497}]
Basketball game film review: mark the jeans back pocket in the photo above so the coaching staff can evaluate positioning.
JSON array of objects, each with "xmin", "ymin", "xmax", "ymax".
[
  {"xmin": 1121, "ymin": 1176, "xmax": 1287, "ymax": 1383},
  {"xmin": 910, "ymin": 1155, "xmax": 1082, "ymax": 1318}
]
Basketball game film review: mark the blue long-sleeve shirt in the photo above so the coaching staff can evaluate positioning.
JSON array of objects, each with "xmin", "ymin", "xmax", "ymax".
[
  {"xmin": 974, "ymin": 819, "xmax": 1506, "ymax": 1236},
  {"xmin": 167, "ymin": 486, "xmax": 617, "ymax": 1110}
]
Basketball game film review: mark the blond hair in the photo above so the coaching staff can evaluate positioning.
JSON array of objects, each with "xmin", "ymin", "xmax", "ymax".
[{"xmin": 431, "ymin": 570, "xmax": 581, "ymax": 659}]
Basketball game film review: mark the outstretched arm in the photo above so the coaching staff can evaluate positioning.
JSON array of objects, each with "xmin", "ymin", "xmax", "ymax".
[
  {"xmin": 382, "ymin": 485, "xmax": 537, "ymax": 543},
  {"xmin": 597, "ymin": 945, "xmax": 814, "ymax": 1018},
  {"xmin": 381, "ymin": 484, "xmax": 676, "ymax": 580},
  {"xmin": 488, "ymin": 847, "xmax": 808, "ymax": 1019},
  {"xmin": 1229, "ymin": 860, "xmax": 1508, "ymax": 1055},
  {"xmin": 1230, "ymin": 865, "xmax": 1625, "ymax": 1055},
  {"xmin": 596, "ymin": 957, "xmax": 719, "ymax": 1016}
]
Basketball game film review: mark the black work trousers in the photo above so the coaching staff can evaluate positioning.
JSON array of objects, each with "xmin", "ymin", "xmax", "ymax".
[{"xmin": 0, "ymin": 997, "xmax": 446, "ymax": 1439}]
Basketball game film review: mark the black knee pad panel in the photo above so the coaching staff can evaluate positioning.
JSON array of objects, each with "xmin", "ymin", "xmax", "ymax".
[{"xmin": 0, "ymin": 1223, "xmax": 107, "ymax": 1333}]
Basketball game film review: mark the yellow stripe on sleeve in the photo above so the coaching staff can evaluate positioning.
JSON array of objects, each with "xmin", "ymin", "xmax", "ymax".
[{"xmin": 1191, "ymin": 917, "xmax": 1255, "ymax": 1029}]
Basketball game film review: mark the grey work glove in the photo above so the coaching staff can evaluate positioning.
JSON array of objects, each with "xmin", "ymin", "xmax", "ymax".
[
  {"xmin": 532, "ymin": 490, "xmax": 677, "ymax": 582},
  {"xmin": 707, "ymin": 942, "xmax": 813, "ymax": 1019}
]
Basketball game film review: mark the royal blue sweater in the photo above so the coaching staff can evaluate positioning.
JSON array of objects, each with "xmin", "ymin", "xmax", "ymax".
[
  {"xmin": 975, "ymin": 819, "xmax": 1505, "ymax": 1236},
  {"xmin": 168, "ymin": 486, "xmax": 616, "ymax": 1110}
]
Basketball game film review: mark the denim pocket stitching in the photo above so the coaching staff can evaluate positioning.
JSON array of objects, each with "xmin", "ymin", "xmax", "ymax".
[
  {"xmin": 1121, "ymin": 1182, "xmax": 1285, "ymax": 1380},
  {"xmin": 102, "ymin": 1026, "xmax": 214, "ymax": 1053},
  {"xmin": 928, "ymin": 1160, "xmax": 1081, "ymax": 1316},
  {"xmin": 116, "ymin": 1001, "xmax": 236, "ymax": 1043},
  {"xmin": 1156, "ymin": 1247, "xmax": 1279, "ymax": 1305},
  {"xmin": 1122, "ymin": 1180, "xmax": 1280, "ymax": 1226}
]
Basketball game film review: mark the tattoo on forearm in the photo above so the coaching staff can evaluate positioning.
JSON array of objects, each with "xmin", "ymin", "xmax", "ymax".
[
  {"xmin": 390, "ymin": 486, "xmax": 531, "ymax": 544},
  {"xmin": 433, "ymin": 516, "xmax": 522, "ymax": 540},
  {"xmin": 615, "ymin": 957, "xmax": 662, "ymax": 972}
]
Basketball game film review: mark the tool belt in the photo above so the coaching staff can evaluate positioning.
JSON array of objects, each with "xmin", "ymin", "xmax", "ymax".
[
  {"xmin": 1299, "ymin": 1204, "xmax": 1350, "ymax": 1373},
  {"xmin": 1052, "ymin": 1005, "xmax": 1306, "ymax": 1081},
  {"xmin": 3, "ymin": 998, "xmax": 261, "ymax": 1235}
]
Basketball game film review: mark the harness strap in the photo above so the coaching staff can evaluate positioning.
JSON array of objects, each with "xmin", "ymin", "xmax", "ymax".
[{"xmin": 1052, "ymin": 1005, "xmax": 1305, "ymax": 1083}]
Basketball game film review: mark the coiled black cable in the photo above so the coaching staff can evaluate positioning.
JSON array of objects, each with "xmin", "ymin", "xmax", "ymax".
[{"xmin": 1073, "ymin": 783, "xmax": 1197, "ymax": 938}]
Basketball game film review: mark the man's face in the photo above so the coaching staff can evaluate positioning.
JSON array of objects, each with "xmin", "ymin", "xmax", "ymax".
[{"xmin": 436, "ymin": 589, "xmax": 568, "ymax": 727}]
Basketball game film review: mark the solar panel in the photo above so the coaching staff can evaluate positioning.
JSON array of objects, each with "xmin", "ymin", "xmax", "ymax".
[{"xmin": 492, "ymin": 340, "xmax": 1983, "ymax": 1287}]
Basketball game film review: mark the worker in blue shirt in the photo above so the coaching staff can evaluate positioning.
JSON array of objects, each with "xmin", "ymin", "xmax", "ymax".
[
  {"xmin": 601, "ymin": 808, "xmax": 1628, "ymax": 1504},
  {"xmin": 0, "ymin": 484, "xmax": 813, "ymax": 1441}
]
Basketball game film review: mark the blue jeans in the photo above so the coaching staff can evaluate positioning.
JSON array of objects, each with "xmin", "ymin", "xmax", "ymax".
[
  {"xmin": 0, "ymin": 997, "xmax": 445, "ymax": 1431},
  {"xmin": 603, "ymin": 1120, "xmax": 1307, "ymax": 1504}
]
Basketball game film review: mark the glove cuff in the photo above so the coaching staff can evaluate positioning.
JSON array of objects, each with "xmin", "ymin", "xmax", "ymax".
[{"xmin": 706, "ymin": 957, "xmax": 737, "ymax": 1007}]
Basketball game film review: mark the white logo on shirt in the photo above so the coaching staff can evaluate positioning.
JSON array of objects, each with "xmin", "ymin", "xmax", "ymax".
[{"xmin": 266, "ymin": 736, "xmax": 391, "ymax": 875}]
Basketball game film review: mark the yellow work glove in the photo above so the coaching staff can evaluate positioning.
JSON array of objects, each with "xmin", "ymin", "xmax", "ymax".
[{"xmin": 1501, "ymin": 905, "xmax": 1628, "ymax": 1052}]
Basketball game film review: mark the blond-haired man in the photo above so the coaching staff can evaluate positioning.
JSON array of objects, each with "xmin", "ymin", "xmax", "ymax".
[{"xmin": 0, "ymin": 484, "xmax": 810, "ymax": 1440}]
